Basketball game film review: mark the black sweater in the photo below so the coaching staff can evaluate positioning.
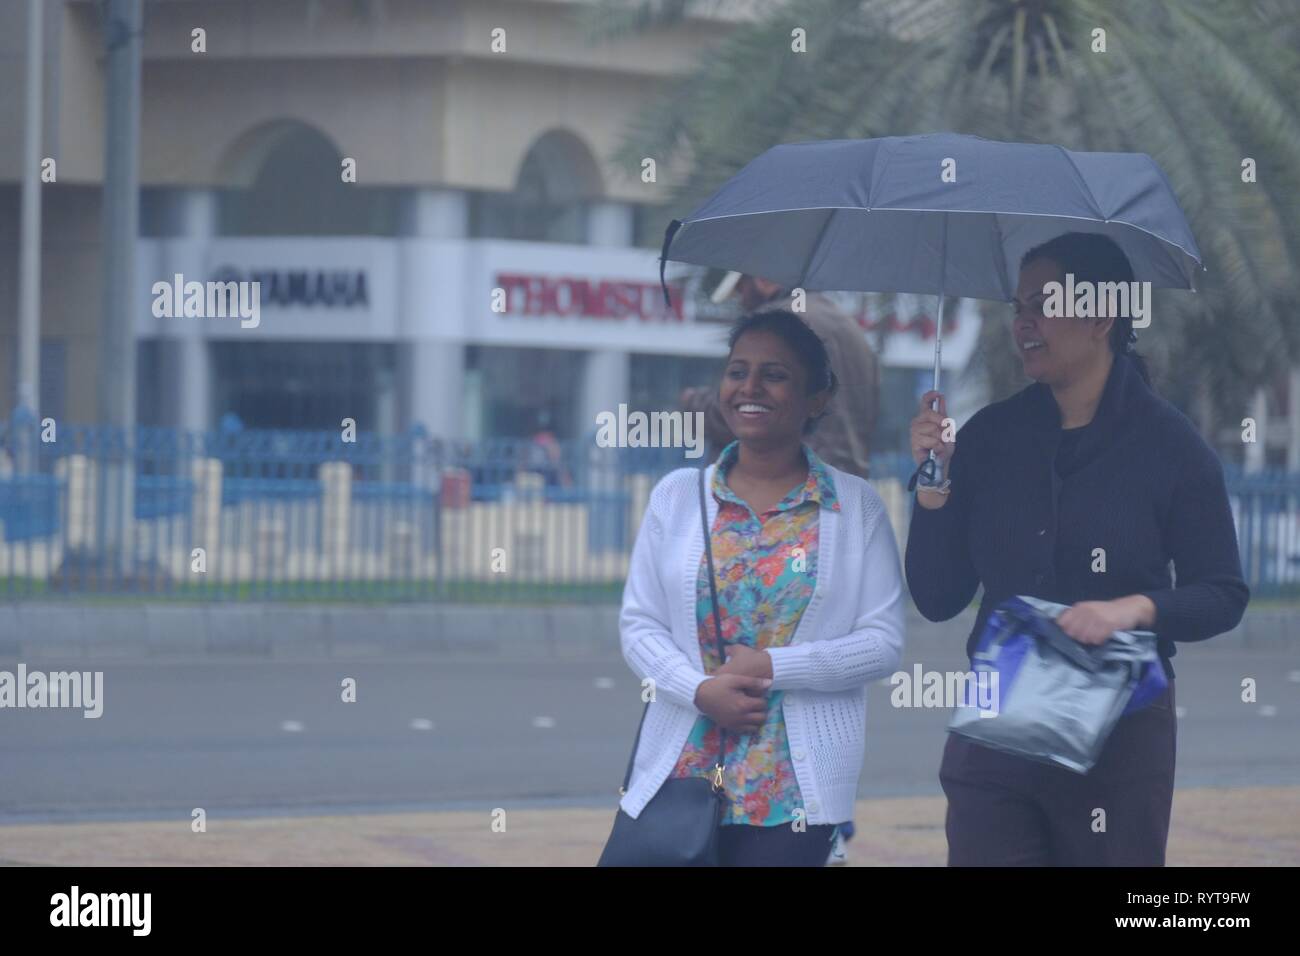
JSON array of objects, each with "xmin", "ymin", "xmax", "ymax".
[{"xmin": 905, "ymin": 353, "xmax": 1249, "ymax": 679}]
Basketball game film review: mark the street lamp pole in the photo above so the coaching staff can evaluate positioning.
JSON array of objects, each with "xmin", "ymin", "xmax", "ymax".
[
  {"xmin": 97, "ymin": 0, "xmax": 143, "ymax": 571},
  {"xmin": 17, "ymin": 0, "xmax": 43, "ymax": 423}
]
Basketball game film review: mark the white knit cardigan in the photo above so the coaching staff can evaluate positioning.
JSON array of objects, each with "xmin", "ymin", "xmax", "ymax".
[{"xmin": 617, "ymin": 461, "xmax": 906, "ymax": 826}]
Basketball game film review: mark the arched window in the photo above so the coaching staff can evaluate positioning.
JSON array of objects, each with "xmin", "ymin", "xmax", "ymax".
[
  {"xmin": 471, "ymin": 129, "xmax": 602, "ymax": 243},
  {"xmin": 217, "ymin": 120, "xmax": 396, "ymax": 236}
]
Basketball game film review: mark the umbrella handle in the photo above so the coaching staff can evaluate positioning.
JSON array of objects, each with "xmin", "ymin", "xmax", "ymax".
[
  {"xmin": 911, "ymin": 292, "xmax": 947, "ymax": 492},
  {"xmin": 658, "ymin": 219, "xmax": 683, "ymax": 308}
]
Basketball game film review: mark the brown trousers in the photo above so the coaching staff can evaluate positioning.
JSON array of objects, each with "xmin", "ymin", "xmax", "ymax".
[{"xmin": 939, "ymin": 683, "xmax": 1177, "ymax": 866}]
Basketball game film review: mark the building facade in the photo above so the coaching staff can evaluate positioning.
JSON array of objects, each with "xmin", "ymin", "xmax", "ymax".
[{"xmin": 0, "ymin": 0, "xmax": 982, "ymax": 449}]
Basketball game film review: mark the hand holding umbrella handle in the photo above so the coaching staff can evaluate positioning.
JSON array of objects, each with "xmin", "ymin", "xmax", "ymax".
[
  {"xmin": 908, "ymin": 388, "xmax": 953, "ymax": 495},
  {"xmin": 911, "ymin": 292, "xmax": 948, "ymax": 492}
]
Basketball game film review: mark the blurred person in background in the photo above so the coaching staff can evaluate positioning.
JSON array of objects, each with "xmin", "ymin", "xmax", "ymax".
[
  {"xmin": 527, "ymin": 409, "xmax": 571, "ymax": 489},
  {"xmin": 618, "ymin": 309, "xmax": 905, "ymax": 866},
  {"xmin": 681, "ymin": 272, "xmax": 880, "ymax": 481},
  {"xmin": 906, "ymin": 232, "xmax": 1249, "ymax": 866}
]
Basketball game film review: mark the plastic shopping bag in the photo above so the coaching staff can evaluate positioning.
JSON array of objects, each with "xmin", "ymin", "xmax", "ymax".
[{"xmin": 947, "ymin": 595, "xmax": 1167, "ymax": 773}]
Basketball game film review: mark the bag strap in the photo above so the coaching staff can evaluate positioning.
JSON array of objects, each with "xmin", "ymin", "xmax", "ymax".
[
  {"xmin": 698, "ymin": 464, "xmax": 727, "ymax": 666},
  {"xmin": 617, "ymin": 465, "xmax": 726, "ymax": 796},
  {"xmin": 698, "ymin": 465, "xmax": 730, "ymax": 786}
]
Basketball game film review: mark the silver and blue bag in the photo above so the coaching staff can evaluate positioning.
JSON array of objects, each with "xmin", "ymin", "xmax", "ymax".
[{"xmin": 947, "ymin": 595, "xmax": 1167, "ymax": 773}]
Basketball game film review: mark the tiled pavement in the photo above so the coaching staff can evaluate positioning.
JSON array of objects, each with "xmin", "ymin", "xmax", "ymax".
[{"xmin": 2, "ymin": 787, "xmax": 1295, "ymax": 866}]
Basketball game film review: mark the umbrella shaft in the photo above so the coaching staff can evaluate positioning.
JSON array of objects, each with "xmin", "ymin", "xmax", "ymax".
[
  {"xmin": 930, "ymin": 292, "xmax": 945, "ymax": 408},
  {"xmin": 926, "ymin": 292, "xmax": 945, "ymax": 479}
]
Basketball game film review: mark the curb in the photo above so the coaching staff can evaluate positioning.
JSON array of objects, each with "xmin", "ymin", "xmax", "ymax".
[{"xmin": 1, "ymin": 602, "xmax": 1293, "ymax": 661}]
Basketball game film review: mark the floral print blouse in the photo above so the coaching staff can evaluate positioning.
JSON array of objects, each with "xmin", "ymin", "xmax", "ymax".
[{"xmin": 671, "ymin": 440, "xmax": 839, "ymax": 826}]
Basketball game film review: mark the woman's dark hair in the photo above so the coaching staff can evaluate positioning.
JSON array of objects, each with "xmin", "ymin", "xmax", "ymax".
[
  {"xmin": 1021, "ymin": 232, "xmax": 1152, "ymax": 386},
  {"xmin": 726, "ymin": 309, "xmax": 838, "ymax": 433}
]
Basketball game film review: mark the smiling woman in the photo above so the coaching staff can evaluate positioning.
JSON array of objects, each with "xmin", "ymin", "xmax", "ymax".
[
  {"xmin": 605, "ymin": 307, "xmax": 906, "ymax": 867},
  {"xmin": 1012, "ymin": 232, "xmax": 1152, "ymax": 393},
  {"xmin": 717, "ymin": 313, "xmax": 838, "ymax": 515},
  {"xmin": 906, "ymin": 231, "xmax": 1248, "ymax": 867},
  {"xmin": 723, "ymin": 311, "xmax": 836, "ymax": 427}
]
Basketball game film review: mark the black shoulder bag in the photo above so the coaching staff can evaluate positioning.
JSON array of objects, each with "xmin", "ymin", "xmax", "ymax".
[{"xmin": 596, "ymin": 466, "xmax": 729, "ymax": 867}]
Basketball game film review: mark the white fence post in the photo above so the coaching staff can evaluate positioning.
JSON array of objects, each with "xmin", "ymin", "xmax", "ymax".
[
  {"xmin": 513, "ymin": 470, "xmax": 546, "ymax": 580},
  {"xmin": 256, "ymin": 517, "xmax": 286, "ymax": 580},
  {"xmin": 320, "ymin": 461, "xmax": 352, "ymax": 576},
  {"xmin": 387, "ymin": 519, "xmax": 415, "ymax": 578},
  {"xmin": 56, "ymin": 453, "xmax": 97, "ymax": 550},
  {"xmin": 191, "ymin": 457, "xmax": 222, "ymax": 574}
]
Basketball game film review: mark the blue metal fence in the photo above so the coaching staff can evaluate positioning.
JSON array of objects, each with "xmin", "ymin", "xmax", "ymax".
[
  {"xmin": 1224, "ymin": 465, "xmax": 1300, "ymax": 598},
  {"xmin": 0, "ymin": 415, "xmax": 724, "ymax": 601},
  {"xmin": 0, "ymin": 413, "xmax": 1295, "ymax": 601}
]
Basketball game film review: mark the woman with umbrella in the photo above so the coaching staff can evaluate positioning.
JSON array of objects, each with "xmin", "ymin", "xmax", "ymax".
[{"xmin": 906, "ymin": 232, "xmax": 1249, "ymax": 866}]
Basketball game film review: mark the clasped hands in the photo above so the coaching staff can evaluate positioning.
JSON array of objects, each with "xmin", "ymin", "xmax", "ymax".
[
  {"xmin": 717, "ymin": 642, "xmax": 773, "ymax": 680},
  {"xmin": 693, "ymin": 643, "xmax": 774, "ymax": 735}
]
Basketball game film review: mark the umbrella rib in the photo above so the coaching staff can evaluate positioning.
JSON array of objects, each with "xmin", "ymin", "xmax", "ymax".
[
  {"xmin": 991, "ymin": 214, "xmax": 1013, "ymax": 301},
  {"xmin": 795, "ymin": 209, "xmax": 838, "ymax": 291},
  {"xmin": 1054, "ymin": 145, "xmax": 1107, "ymax": 221}
]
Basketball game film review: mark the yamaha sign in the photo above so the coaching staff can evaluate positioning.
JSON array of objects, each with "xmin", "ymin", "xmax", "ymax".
[{"xmin": 209, "ymin": 266, "xmax": 369, "ymax": 308}]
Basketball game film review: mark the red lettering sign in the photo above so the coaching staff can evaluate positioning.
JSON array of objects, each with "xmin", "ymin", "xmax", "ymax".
[
  {"xmin": 495, "ymin": 273, "xmax": 684, "ymax": 322},
  {"xmin": 851, "ymin": 303, "xmax": 957, "ymax": 341}
]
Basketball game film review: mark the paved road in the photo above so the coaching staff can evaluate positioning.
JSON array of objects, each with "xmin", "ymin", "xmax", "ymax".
[{"xmin": 1, "ymin": 645, "xmax": 1296, "ymax": 823}]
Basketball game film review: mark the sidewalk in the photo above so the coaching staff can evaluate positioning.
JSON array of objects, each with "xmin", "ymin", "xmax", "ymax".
[{"xmin": 2, "ymin": 787, "xmax": 1295, "ymax": 866}]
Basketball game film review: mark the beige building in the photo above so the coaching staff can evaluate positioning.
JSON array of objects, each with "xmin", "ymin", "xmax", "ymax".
[{"xmin": 0, "ymin": 0, "xmax": 750, "ymax": 439}]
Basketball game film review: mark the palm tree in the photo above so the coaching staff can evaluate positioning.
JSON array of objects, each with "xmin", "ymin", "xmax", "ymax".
[{"xmin": 580, "ymin": 0, "xmax": 1300, "ymax": 447}]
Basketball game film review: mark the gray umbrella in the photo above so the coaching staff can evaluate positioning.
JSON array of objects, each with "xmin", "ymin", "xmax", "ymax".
[{"xmin": 658, "ymin": 132, "xmax": 1203, "ymax": 487}]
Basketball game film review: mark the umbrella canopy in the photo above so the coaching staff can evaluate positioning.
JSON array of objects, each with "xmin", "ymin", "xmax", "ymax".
[
  {"xmin": 661, "ymin": 132, "xmax": 1202, "ymax": 303},
  {"xmin": 660, "ymin": 132, "xmax": 1204, "ymax": 491}
]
